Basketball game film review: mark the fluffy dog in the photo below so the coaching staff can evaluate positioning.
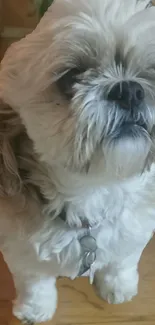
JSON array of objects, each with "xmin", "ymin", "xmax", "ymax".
[{"xmin": 0, "ymin": 0, "xmax": 155, "ymax": 323}]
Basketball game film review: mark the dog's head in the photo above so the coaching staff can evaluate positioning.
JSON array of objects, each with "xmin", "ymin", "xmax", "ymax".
[{"xmin": 1, "ymin": 0, "xmax": 155, "ymax": 181}]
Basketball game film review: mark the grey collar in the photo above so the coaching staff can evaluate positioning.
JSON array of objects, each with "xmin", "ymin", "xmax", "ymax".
[{"xmin": 59, "ymin": 208, "xmax": 91, "ymax": 229}]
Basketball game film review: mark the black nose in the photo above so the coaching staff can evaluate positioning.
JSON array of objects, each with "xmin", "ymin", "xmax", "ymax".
[{"xmin": 108, "ymin": 81, "xmax": 144, "ymax": 109}]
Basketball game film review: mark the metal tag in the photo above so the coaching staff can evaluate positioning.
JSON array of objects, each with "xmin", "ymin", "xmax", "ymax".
[
  {"xmin": 78, "ymin": 234, "xmax": 97, "ymax": 276},
  {"xmin": 78, "ymin": 260, "xmax": 90, "ymax": 276},
  {"xmin": 80, "ymin": 235, "xmax": 97, "ymax": 253},
  {"xmin": 78, "ymin": 251, "xmax": 96, "ymax": 276},
  {"xmin": 84, "ymin": 251, "xmax": 96, "ymax": 267}
]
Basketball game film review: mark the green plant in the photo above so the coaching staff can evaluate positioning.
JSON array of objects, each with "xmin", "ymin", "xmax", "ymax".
[{"xmin": 34, "ymin": 0, "xmax": 54, "ymax": 18}]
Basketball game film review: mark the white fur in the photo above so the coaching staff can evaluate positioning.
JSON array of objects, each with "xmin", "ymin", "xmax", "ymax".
[{"xmin": 0, "ymin": 0, "xmax": 155, "ymax": 323}]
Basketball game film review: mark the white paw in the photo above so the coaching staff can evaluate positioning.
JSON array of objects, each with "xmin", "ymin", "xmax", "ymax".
[
  {"xmin": 13, "ymin": 301, "xmax": 56, "ymax": 323},
  {"xmin": 13, "ymin": 290, "xmax": 57, "ymax": 324},
  {"xmin": 13, "ymin": 302, "xmax": 56, "ymax": 323},
  {"xmin": 97, "ymin": 283, "xmax": 137, "ymax": 304},
  {"xmin": 13, "ymin": 276, "xmax": 57, "ymax": 323},
  {"xmin": 95, "ymin": 268, "xmax": 138, "ymax": 304}
]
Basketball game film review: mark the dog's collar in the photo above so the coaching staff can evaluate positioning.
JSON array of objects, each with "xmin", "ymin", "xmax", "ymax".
[{"xmin": 59, "ymin": 208, "xmax": 92, "ymax": 229}]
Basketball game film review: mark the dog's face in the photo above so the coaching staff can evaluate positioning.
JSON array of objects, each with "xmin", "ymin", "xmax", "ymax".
[{"xmin": 1, "ymin": 0, "xmax": 155, "ymax": 180}]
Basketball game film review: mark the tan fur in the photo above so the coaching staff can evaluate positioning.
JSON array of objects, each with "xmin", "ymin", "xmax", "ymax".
[
  {"xmin": 0, "ymin": 100, "xmax": 40, "ymax": 198},
  {"xmin": 0, "ymin": 100, "xmax": 45, "ymax": 239}
]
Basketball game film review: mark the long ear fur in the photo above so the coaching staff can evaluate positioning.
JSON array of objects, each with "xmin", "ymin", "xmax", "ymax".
[{"xmin": 0, "ymin": 100, "xmax": 36, "ymax": 196}]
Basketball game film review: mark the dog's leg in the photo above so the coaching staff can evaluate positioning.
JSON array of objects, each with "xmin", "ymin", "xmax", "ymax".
[
  {"xmin": 13, "ymin": 274, "xmax": 57, "ymax": 324},
  {"xmin": 95, "ymin": 263, "xmax": 139, "ymax": 304},
  {"xmin": 1, "ymin": 239, "xmax": 57, "ymax": 324},
  {"xmin": 94, "ymin": 233, "xmax": 152, "ymax": 304}
]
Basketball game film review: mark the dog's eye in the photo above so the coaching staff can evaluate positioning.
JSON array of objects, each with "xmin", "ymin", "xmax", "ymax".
[{"xmin": 57, "ymin": 68, "xmax": 82, "ymax": 99}]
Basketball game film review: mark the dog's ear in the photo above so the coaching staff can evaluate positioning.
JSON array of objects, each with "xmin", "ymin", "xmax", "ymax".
[{"xmin": 0, "ymin": 99, "xmax": 23, "ymax": 196}]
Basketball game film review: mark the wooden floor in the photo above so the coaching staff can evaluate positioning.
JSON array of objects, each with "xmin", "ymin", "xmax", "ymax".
[{"xmin": 0, "ymin": 237, "xmax": 152, "ymax": 325}]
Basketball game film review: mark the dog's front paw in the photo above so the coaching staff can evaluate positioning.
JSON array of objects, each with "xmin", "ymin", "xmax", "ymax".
[
  {"xmin": 95, "ymin": 280, "xmax": 137, "ymax": 304},
  {"xmin": 20, "ymin": 318, "xmax": 34, "ymax": 325},
  {"xmin": 95, "ymin": 268, "xmax": 138, "ymax": 304},
  {"xmin": 13, "ymin": 304, "xmax": 54, "ymax": 324},
  {"xmin": 13, "ymin": 294, "xmax": 57, "ymax": 324},
  {"xmin": 13, "ymin": 303, "xmax": 55, "ymax": 324}
]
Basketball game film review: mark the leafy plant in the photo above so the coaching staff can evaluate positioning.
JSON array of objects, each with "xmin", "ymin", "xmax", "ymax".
[{"xmin": 34, "ymin": 0, "xmax": 54, "ymax": 18}]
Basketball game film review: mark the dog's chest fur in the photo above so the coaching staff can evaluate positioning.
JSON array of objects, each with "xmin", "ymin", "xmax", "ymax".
[{"xmin": 35, "ymin": 167, "xmax": 155, "ymax": 279}]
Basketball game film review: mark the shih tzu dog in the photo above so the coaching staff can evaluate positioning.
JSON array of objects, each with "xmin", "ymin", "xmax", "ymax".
[{"xmin": 1, "ymin": 0, "xmax": 155, "ymax": 323}]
